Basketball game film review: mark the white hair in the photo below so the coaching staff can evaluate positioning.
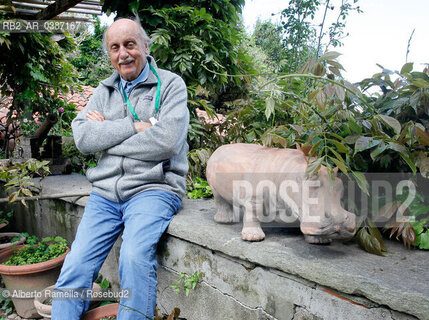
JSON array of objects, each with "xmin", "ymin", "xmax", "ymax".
[{"xmin": 102, "ymin": 16, "xmax": 152, "ymax": 54}]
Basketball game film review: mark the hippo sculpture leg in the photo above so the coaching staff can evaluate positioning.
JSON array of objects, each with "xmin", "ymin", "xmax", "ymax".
[{"xmin": 206, "ymin": 143, "xmax": 356, "ymax": 244}]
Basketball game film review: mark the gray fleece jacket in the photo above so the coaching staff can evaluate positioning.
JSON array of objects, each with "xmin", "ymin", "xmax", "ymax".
[{"xmin": 72, "ymin": 56, "xmax": 189, "ymax": 202}]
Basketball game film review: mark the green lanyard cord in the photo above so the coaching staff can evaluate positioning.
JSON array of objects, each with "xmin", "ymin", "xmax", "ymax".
[
  {"xmin": 122, "ymin": 84, "xmax": 140, "ymax": 121},
  {"xmin": 149, "ymin": 63, "xmax": 162, "ymax": 115},
  {"xmin": 121, "ymin": 63, "xmax": 162, "ymax": 122}
]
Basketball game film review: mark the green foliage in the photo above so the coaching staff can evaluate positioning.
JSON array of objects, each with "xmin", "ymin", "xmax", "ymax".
[
  {"xmin": 356, "ymin": 225, "xmax": 387, "ymax": 256},
  {"xmin": 144, "ymin": 5, "xmax": 252, "ymax": 101},
  {"xmin": 0, "ymin": 208, "xmax": 13, "ymax": 224},
  {"xmin": 4, "ymin": 236, "xmax": 68, "ymax": 266},
  {"xmin": 186, "ymin": 148, "xmax": 214, "ymax": 199},
  {"xmin": 186, "ymin": 177, "xmax": 212, "ymax": 199},
  {"xmin": 389, "ymin": 190, "xmax": 429, "ymax": 250},
  {"xmin": 19, "ymin": 101, "xmax": 77, "ymax": 138},
  {"xmin": 0, "ymin": 159, "xmax": 50, "ymax": 206},
  {"xmin": 95, "ymin": 273, "xmax": 111, "ymax": 289},
  {"xmin": 171, "ymin": 271, "xmax": 203, "ymax": 297},
  {"xmin": 0, "ymin": 13, "xmax": 78, "ymax": 157},
  {"xmin": 16, "ymin": 232, "xmax": 39, "ymax": 245},
  {"xmin": 252, "ymin": 20, "xmax": 287, "ymax": 72},
  {"xmin": 69, "ymin": 17, "xmax": 114, "ymax": 86},
  {"xmin": 194, "ymin": 52, "xmax": 428, "ymax": 253},
  {"xmin": 95, "ymin": 274, "xmax": 118, "ymax": 307},
  {"xmin": 103, "ymin": 0, "xmax": 245, "ymax": 26},
  {"xmin": 62, "ymin": 138, "xmax": 99, "ymax": 174},
  {"xmin": 187, "ymin": 148, "xmax": 212, "ymax": 179},
  {"xmin": 0, "ymin": 290, "xmax": 14, "ymax": 317},
  {"xmin": 278, "ymin": 0, "xmax": 360, "ymax": 72},
  {"xmin": 280, "ymin": 0, "xmax": 319, "ymax": 72}
]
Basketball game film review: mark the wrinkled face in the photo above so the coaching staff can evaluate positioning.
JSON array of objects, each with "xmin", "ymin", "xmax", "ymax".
[
  {"xmin": 299, "ymin": 174, "xmax": 356, "ymax": 239},
  {"xmin": 105, "ymin": 19, "xmax": 148, "ymax": 81}
]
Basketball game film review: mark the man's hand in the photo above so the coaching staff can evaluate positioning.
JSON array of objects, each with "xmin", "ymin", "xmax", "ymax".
[
  {"xmin": 87, "ymin": 111, "xmax": 105, "ymax": 121},
  {"xmin": 134, "ymin": 121, "xmax": 152, "ymax": 133}
]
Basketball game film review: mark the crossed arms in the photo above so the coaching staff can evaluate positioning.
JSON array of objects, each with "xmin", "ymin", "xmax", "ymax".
[{"xmin": 72, "ymin": 76, "xmax": 189, "ymax": 162}]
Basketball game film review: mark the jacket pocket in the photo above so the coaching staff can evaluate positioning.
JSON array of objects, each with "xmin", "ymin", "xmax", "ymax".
[{"xmin": 141, "ymin": 161, "xmax": 166, "ymax": 183}]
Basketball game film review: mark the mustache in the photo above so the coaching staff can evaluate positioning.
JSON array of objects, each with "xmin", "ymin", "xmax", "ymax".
[{"xmin": 118, "ymin": 57, "xmax": 135, "ymax": 65}]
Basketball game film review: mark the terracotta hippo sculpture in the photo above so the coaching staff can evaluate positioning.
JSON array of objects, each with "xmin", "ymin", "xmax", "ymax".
[{"xmin": 206, "ymin": 143, "xmax": 356, "ymax": 244}]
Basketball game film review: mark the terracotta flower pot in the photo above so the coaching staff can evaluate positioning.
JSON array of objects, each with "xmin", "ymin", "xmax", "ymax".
[
  {"xmin": 34, "ymin": 282, "xmax": 102, "ymax": 319},
  {"xmin": 0, "ymin": 245, "xmax": 69, "ymax": 318},
  {"xmin": 81, "ymin": 303, "xmax": 119, "ymax": 320},
  {"xmin": 0, "ymin": 232, "xmax": 26, "ymax": 250}
]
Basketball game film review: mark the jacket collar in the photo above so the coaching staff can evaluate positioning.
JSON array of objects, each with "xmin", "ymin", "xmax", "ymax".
[{"xmin": 101, "ymin": 55, "xmax": 159, "ymax": 89}]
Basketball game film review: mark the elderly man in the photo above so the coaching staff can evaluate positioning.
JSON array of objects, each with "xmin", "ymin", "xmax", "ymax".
[{"xmin": 51, "ymin": 17, "xmax": 189, "ymax": 319}]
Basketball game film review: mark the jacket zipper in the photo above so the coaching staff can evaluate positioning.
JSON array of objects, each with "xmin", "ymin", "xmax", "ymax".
[
  {"xmin": 113, "ymin": 86, "xmax": 128, "ymax": 202},
  {"xmin": 112, "ymin": 83, "xmax": 156, "ymax": 202}
]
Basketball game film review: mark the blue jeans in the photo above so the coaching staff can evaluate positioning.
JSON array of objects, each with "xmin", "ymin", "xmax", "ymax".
[{"xmin": 51, "ymin": 190, "xmax": 181, "ymax": 320}]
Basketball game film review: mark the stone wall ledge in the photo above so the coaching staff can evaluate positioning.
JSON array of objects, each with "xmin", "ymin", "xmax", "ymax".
[{"xmin": 4, "ymin": 174, "xmax": 428, "ymax": 320}]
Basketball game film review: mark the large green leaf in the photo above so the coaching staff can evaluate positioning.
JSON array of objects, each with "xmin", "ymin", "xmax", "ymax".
[
  {"xmin": 377, "ymin": 115, "xmax": 401, "ymax": 136},
  {"xmin": 328, "ymin": 156, "xmax": 348, "ymax": 177},
  {"xmin": 418, "ymin": 231, "xmax": 429, "ymax": 249},
  {"xmin": 416, "ymin": 127, "xmax": 429, "ymax": 146},
  {"xmin": 357, "ymin": 228, "xmax": 384, "ymax": 256},
  {"xmin": 265, "ymin": 97, "xmax": 275, "ymax": 120},
  {"xmin": 306, "ymin": 157, "xmax": 323, "ymax": 178},
  {"xmin": 352, "ymin": 171, "xmax": 369, "ymax": 195},
  {"xmin": 418, "ymin": 157, "xmax": 429, "ymax": 178},
  {"xmin": 368, "ymin": 226, "xmax": 387, "ymax": 252},
  {"xmin": 320, "ymin": 51, "xmax": 341, "ymax": 60},
  {"xmin": 399, "ymin": 153, "xmax": 417, "ymax": 173},
  {"xmin": 400, "ymin": 62, "xmax": 413, "ymax": 74},
  {"xmin": 354, "ymin": 136, "xmax": 381, "ymax": 154},
  {"xmin": 315, "ymin": 90, "xmax": 327, "ymax": 109},
  {"xmin": 348, "ymin": 119, "xmax": 362, "ymax": 135},
  {"xmin": 411, "ymin": 78, "xmax": 429, "ymax": 88},
  {"xmin": 327, "ymin": 138, "xmax": 348, "ymax": 153},
  {"xmin": 370, "ymin": 143, "xmax": 387, "ymax": 160}
]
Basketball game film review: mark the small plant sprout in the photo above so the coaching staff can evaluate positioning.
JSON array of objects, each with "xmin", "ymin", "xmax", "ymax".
[{"xmin": 171, "ymin": 271, "xmax": 204, "ymax": 296}]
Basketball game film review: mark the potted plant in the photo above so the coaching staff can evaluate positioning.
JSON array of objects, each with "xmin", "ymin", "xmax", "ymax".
[
  {"xmin": 81, "ymin": 304, "xmax": 184, "ymax": 320},
  {"xmin": 34, "ymin": 282, "xmax": 102, "ymax": 319},
  {"xmin": 0, "ymin": 210, "xmax": 26, "ymax": 251},
  {"xmin": 0, "ymin": 232, "xmax": 26, "ymax": 251},
  {"xmin": 0, "ymin": 235, "xmax": 69, "ymax": 318},
  {"xmin": 81, "ymin": 303, "xmax": 119, "ymax": 320},
  {"xmin": 0, "ymin": 209, "xmax": 13, "ymax": 230}
]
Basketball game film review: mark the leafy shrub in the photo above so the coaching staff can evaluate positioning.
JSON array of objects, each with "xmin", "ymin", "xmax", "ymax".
[
  {"xmin": 0, "ymin": 12, "xmax": 78, "ymax": 157},
  {"xmin": 3, "ymin": 236, "xmax": 68, "ymax": 266},
  {"xmin": 0, "ymin": 159, "xmax": 50, "ymax": 205},
  {"xmin": 186, "ymin": 177, "xmax": 212, "ymax": 199},
  {"xmin": 0, "ymin": 209, "xmax": 13, "ymax": 224},
  {"xmin": 69, "ymin": 17, "xmax": 114, "ymax": 87},
  {"xmin": 62, "ymin": 138, "xmax": 98, "ymax": 175},
  {"xmin": 188, "ymin": 51, "xmax": 428, "ymax": 252}
]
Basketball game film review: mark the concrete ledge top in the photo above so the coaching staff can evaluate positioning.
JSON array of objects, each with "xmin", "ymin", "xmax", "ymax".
[{"xmin": 36, "ymin": 174, "xmax": 429, "ymax": 319}]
